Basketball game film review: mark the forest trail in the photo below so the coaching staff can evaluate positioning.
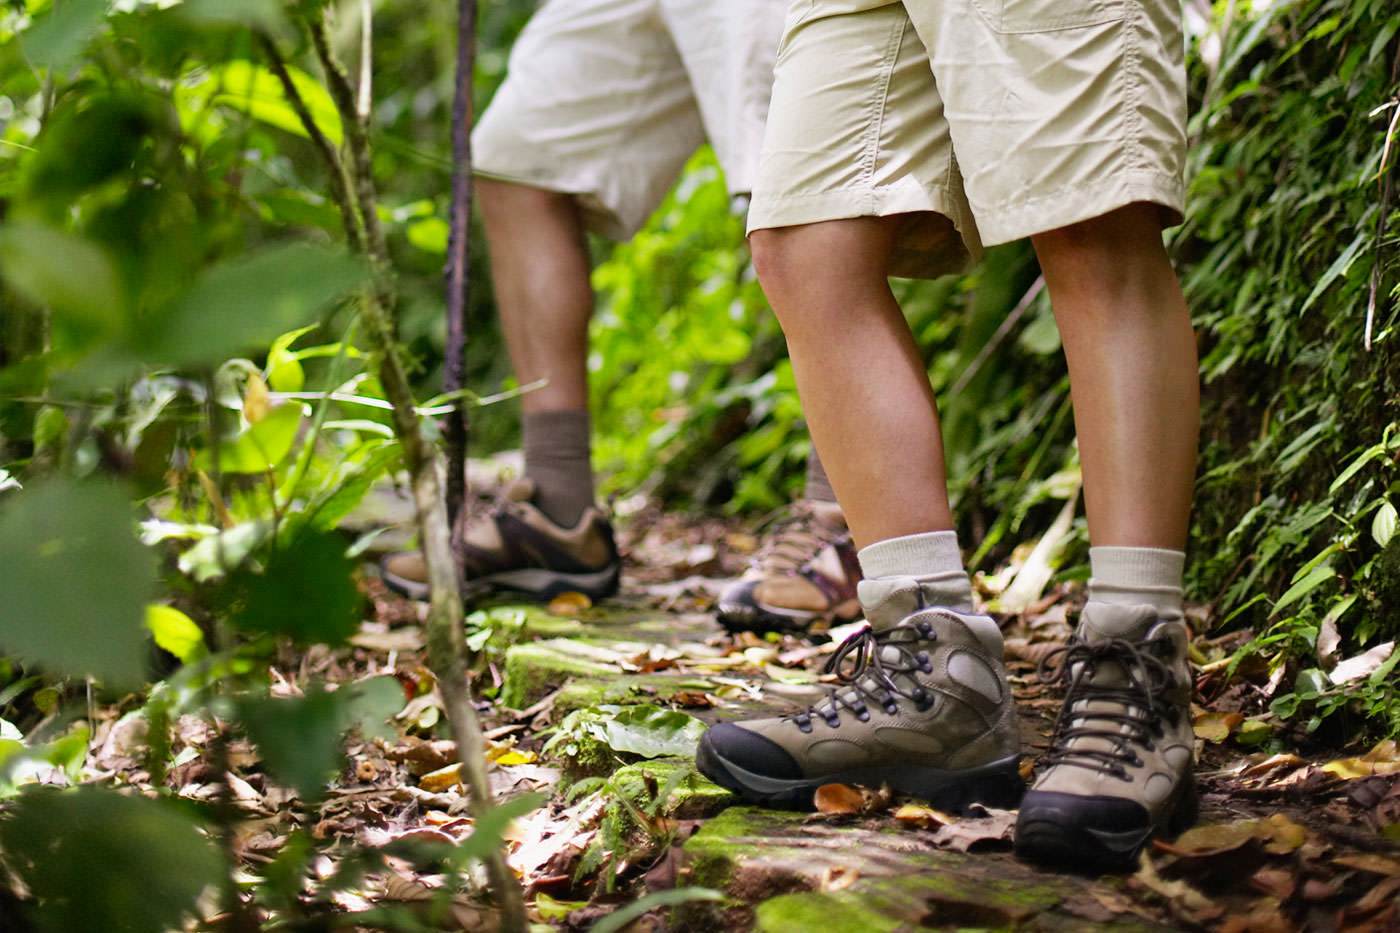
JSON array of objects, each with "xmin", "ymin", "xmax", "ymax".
[{"xmin": 318, "ymin": 474, "xmax": 1400, "ymax": 931}]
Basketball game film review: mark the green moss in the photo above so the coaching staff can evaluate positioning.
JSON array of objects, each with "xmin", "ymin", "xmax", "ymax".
[
  {"xmin": 610, "ymin": 758, "xmax": 735, "ymax": 819},
  {"xmin": 754, "ymin": 891, "xmax": 905, "ymax": 933},
  {"xmin": 497, "ymin": 641, "xmax": 617, "ymax": 709}
]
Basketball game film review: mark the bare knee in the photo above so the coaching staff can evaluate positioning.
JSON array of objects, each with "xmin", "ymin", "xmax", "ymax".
[{"xmin": 751, "ymin": 218, "xmax": 898, "ymax": 318}]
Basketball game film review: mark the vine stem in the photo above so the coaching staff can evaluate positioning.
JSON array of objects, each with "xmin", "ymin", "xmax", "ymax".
[{"xmin": 262, "ymin": 23, "xmax": 527, "ymax": 931}]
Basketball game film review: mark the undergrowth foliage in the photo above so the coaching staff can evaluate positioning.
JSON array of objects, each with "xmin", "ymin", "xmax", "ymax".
[{"xmin": 1177, "ymin": 0, "xmax": 1400, "ymax": 740}]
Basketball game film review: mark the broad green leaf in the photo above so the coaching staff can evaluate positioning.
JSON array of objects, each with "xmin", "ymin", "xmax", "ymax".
[
  {"xmin": 598, "ymin": 705, "xmax": 706, "ymax": 758},
  {"xmin": 0, "ymin": 479, "xmax": 152, "ymax": 686},
  {"xmin": 0, "ymin": 787, "xmax": 222, "ymax": 933},
  {"xmin": 17, "ymin": 0, "xmax": 107, "ymax": 71},
  {"xmin": 344, "ymin": 675, "xmax": 407, "ymax": 743},
  {"xmin": 186, "ymin": 60, "xmax": 342, "ymax": 147},
  {"xmin": 142, "ymin": 243, "xmax": 367, "ymax": 367},
  {"xmin": 177, "ymin": 519, "xmax": 274, "ymax": 581},
  {"xmin": 1272, "ymin": 563, "xmax": 1335, "ymax": 615},
  {"xmin": 0, "ymin": 222, "xmax": 124, "ymax": 342},
  {"xmin": 265, "ymin": 326, "xmax": 317, "ymax": 393},
  {"xmin": 236, "ymin": 690, "xmax": 346, "ymax": 799},
  {"xmin": 406, "ymin": 216, "xmax": 448, "ymax": 253},
  {"xmin": 194, "ymin": 402, "xmax": 302, "ymax": 474},
  {"xmin": 1373, "ymin": 501, "xmax": 1397, "ymax": 549},
  {"xmin": 222, "ymin": 530, "xmax": 363, "ymax": 644},
  {"xmin": 144, "ymin": 605, "xmax": 206, "ymax": 663}
]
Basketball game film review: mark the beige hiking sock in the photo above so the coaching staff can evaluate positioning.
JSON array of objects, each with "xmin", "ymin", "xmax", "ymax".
[
  {"xmin": 856, "ymin": 531, "xmax": 975, "ymax": 619},
  {"xmin": 522, "ymin": 409, "xmax": 596, "ymax": 527},
  {"xmin": 1086, "ymin": 546, "xmax": 1186, "ymax": 620}
]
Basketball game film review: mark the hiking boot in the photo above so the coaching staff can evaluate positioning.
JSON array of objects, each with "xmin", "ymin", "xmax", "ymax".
[
  {"xmin": 379, "ymin": 478, "xmax": 621, "ymax": 602},
  {"xmin": 716, "ymin": 500, "xmax": 861, "ymax": 634},
  {"xmin": 1014, "ymin": 604, "xmax": 1197, "ymax": 869},
  {"xmin": 697, "ymin": 577, "xmax": 1021, "ymax": 811}
]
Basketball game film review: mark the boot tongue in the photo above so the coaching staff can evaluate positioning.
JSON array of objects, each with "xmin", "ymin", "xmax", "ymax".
[
  {"xmin": 1076, "ymin": 603, "xmax": 1161, "ymax": 644},
  {"xmin": 857, "ymin": 575, "xmax": 974, "ymax": 630}
]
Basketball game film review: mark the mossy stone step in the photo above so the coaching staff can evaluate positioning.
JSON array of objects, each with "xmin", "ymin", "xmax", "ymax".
[{"xmin": 676, "ymin": 807, "xmax": 1178, "ymax": 932}]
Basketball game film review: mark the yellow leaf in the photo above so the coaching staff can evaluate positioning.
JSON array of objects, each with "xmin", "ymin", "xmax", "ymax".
[
  {"xmin": 243, "ymin": 372, "xmax": 271, "ymax": 425},
  {"xmin": 490, "ymin": 748, "xmax": 538, "ymax": 766},
  {"xmin": 1193, "ymin": 711, "xmax": 1243, "ymax": 743},
  {"xmin": 893, "ymin": 804, "xmax": 954, "ymax": 828},
  {"xmin": 419, "ymin": 763, "xmax": 463, "ymax": 793},
  {"xmin": 548, "ymin": 591, "xmax": 591, "ymax": 616}
]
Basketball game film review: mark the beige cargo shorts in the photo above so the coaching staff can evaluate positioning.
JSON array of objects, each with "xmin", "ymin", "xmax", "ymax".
[
  {"xmin": 472, "ymin": 0, "xmax": 787, "ymax": 240},
  {"xmin": 747, "ymin": 0, "xmax": 1188, "ymax": 278}
]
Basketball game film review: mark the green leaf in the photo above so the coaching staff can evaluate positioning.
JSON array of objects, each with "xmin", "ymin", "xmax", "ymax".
[
  {"xmin": 236, "ymin": 690, "xmax": 346, "ymax": 799},
  {"xmin": 344, "ymin": 675, "xmax": 406, "ymax": 743},
  {"xmin": 177, "ymin": 519, "xmax": 274, "ymax": 582},
  {"xmin": 1373, "ymin": 501, "xmax": 1397, "ymax": 549},
  {"xmin": 144, "ymin": 605, "xmax": 206, "ymax": 663},
  {"xmin": 0, "ymin": 786, "xmax": 222, "ymax": 933},
  {"xmin": 1272, "ymin": 563, "xmax": 1336, "ymax": 616},
  {"xmin": 222, "ymin": 530, "xmax": 363, "ymax": 644},
  {"xmin": 0, "ymin": 222, "xmax": 124, "ymax": 343},
  {"xmin": 598, "ymin": 705, "xmax": 707, "ymax": 758},
  {"xmin": 186, "ymin": 60, "xmax": 342, "ymax": 147},
  {"xmin": 590, "ymin": 888, "xmax": 726, "ymax": 933},
  {"xmin": 142, "ymin": 243, "xmax": 367, "ymax": 367},
  {"xmin": 194, "ymin": 402, "xmax": 303, "ymax": 474},
  {"xmin": 17, "ymin": 0, "xmax": 108, "ymax": 71},
  {"xmin": 0, "ymin": 479, "xmax": 153, "ymax": 686}
]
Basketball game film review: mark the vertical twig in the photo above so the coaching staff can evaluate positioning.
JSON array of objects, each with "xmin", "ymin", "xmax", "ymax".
[
  {"xmin": 442, "ymin": 0, "xmax": 477, "ymax": 539},
  {"xmin": 262, "ymin": 25, "xmax": 527, "ymax": 931}
]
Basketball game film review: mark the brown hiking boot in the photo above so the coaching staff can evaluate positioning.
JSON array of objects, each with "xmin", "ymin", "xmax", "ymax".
[
  {"xmin": 716, "ymin": 500, "xmax": 861, "ymax": 634},
  {"xmin": 379, "ymin": 478, "xmax": 620, "ymax": 602},
  {"xmin": 697, "ymin": 577, "xmax": 1021, "ymax": 811},
  {"xmin": 1014, "ymin": 604, "xmax": 1197, "ymax": 869}
]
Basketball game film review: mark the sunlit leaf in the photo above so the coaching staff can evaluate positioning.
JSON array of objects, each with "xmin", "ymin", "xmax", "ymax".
[
  {"xmin": 1373, "ymin": 501, "xmax": 1397, "ymax": 549},
  {"xmin": 0, "ymin": 479, "xmax": 152, "ymax": 686},
  {"xmin": 17, "ymin": 0, "xmax": 107, "ymax": 71},
  {"xmin": 144, "ymin": 605, "xmax": 206, "ymax": 663},
  {"xmin": 1193, "ymin": 711, "xmax": 1242, "ymax": 743},
  {"xmin": 243, "ymin": 372, "xmax": 272, "ymax": 424},
  {"xmin": 194, "ymin": 402, "xmax": 302, "ymax": 474},
  {"xmin": 184, "ymin": 60, "xmax": 342, "ymax": 146},
  {"xmin": 813, "ymin": 782, "xmax": 865, "ymax": 815},
  {"xmin": 597, "ymin": 705, "xmax": 706, "ymax": 758}
]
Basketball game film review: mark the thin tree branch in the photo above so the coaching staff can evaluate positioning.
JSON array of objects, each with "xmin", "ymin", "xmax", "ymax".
[
  {"xmin": 442, "ymin": 0, "xmax": 478, "ymax": 536},
  {"xmin": 257, "ymin": 33, "xmax": 363, "ymax": 254}
]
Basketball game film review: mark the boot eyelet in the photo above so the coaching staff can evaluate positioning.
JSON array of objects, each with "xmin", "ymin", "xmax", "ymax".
[
  {"xmin": 823, "ymin": 713, "xmax": 841, "ymax": 728},
  {"xmin": 856, "ymin": 710, "xmax": 870, "ymax": 722},
  {"xmin": 798, "ymin": 721, "xmax": 813, "ymax": 734},
  {"xmin": 882, "ymin": 701, "xmax": 899, "ymax": 715}
]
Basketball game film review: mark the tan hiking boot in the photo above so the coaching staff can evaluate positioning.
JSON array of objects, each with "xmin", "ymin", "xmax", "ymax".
[
  {"xmin": 379, "ymin": 478, "xmax": 620, "ymax": 601},
  {"xmin": 697, "ymin": 577, "xmax": 1021, "ymax": 811},
  {"xmin": 1014, "ymin": 603, "xmax": 1197, "ymax": 869},
  {"xmin": 716, "ymin": 500, "xmax": 861, "ymax": 634}
]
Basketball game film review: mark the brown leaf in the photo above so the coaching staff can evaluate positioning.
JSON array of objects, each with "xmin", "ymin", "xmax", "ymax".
[
  {"xmin": 670, "ymin": 691, "xmax": 714, "ymax": 708},
  {"xmin": 930, "ymin": 808, "xmax": 1017, "ymax": 852},
  {"xmin": 1334, "ymin": 854, "xmax": 1400, "ymax": 876},
  {"xmin": 813, "ymin": 783, "xmax": 865, "ymax": 815},
  {"xmin": 892, "ymin": 803, "xmax": 955, "ymax": 829},
  {"xmin": 420, "ymin": 763, "xmax": 464, "ymax": 793},
  {"xmin": 1249, "ymin": 868, "xmax": 1294, "ymax": 900}
]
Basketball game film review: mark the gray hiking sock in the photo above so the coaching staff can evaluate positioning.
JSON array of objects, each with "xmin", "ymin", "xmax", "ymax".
[
  {"xmin": 803, "ymin": 446, "xmax": 837, "ymax": 503},
  {"xmin": 856, "ymin": 531, "xmax": 976, "ymax": 621},
  {"xmin": 522, "ymin": 409, "xmax": 596, "ymax": 527},
  {"xmin": 1086, "ymin": 546, "xmax": 1186, "ymax": 620}
]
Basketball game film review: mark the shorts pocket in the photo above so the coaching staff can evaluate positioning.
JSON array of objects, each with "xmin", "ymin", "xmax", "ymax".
[{"xmin": 970, "ymin": 0, "xmax": 1125, "ymax": 33}]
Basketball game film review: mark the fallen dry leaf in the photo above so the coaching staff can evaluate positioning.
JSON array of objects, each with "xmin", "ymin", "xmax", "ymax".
[
  {"xmin": 892, "ymin": 803, "xmax": 956, "ymax": 829},
  {"xmin": 814, "ymin": 783, "xmax": 865, "ymax": 815},
  {"xmin": 930, "ymin": 807, "xmax": 1017, "ymax": 852},
  {"xmin": 1334, "ymin": 853, "xmax": 1400, "ymax": 876},
  {"xmin": 547, "ymin": 591, "xmax": 592, "ymax": 615},
  {"xmin": 1194, "ymin": 710, "xmax": 1244, "ymax": 743},
  {"xmin": 419, "ymin": 763, "xmax": 464, "ymax": 793}
]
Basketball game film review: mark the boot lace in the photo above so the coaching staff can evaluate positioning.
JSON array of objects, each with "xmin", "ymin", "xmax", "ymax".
[
  {"xmin": 1037, "ymin": 636, "xmax": 1182, "ymax": 779},
  {"xmin": 788, "ymin": 621, "xmax": 938, "ymax": 733}
]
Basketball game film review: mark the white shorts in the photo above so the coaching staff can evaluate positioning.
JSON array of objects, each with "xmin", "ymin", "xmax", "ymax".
[
  {"xmin": 473, "ymin": 0, "xmax": 787, "ymax": 240},
  {"xmin": 748, "ymin": 0, "xmax": 1188, "ymax": 278}
]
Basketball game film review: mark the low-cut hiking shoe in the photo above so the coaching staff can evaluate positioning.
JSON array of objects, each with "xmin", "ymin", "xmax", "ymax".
[
  {"xmin": 697, "ymin": 604, "xmax": 1022, "ymax": 812},
  {"xmin": 379, "ymin": 478, "xmax": 621, "ymax": 602},
  {"xmin": 1014, "ymin": 604, "xmax": 1197, "ymax": 870},
  {"xmin": 716, "ymin": 500, "xmax": 861, "ymax": 634}
]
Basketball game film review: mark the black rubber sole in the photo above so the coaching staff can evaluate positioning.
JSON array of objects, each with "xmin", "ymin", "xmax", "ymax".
[
  {"xmin": 1014, "ymin": 776, "xmax": 1199, "ymax": 871},
  {"xmin": 381, "ymin": 562, "xmax": 621, "ymax": 604},
  {"xmin": 697, "ymin": 734, "xmax": 1024, "ymax": 814}
]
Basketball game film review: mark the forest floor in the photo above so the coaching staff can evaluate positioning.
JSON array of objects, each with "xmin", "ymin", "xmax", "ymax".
[{"xmin": 82, "ymin": 464, "xmax": 1400, "ymax": 932}]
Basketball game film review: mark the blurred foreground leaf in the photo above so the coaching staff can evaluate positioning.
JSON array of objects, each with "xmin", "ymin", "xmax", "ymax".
[
  {"xmin": 0, "ymin": 479, "xmax": 152, "ymax": 686},
  {"xmin": 0, "ymin": 786, "xmax": 222, "ymax": 933}
]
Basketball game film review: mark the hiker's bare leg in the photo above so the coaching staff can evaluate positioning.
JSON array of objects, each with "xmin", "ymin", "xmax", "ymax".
[
  {"xmin": 751, "ymin": 217, "xmax": 954, "ymax": 550},
  {"xmin": 476, "ymin": 177, "xmax": 593, "ymax": 414},
  {"xmin": 1032, "ymin": 202, "xmax": 1198, "ymax": 550}
]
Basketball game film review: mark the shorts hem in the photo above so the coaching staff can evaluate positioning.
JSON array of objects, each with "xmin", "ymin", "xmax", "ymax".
[{"xmin": 974, "ymin": 170, "xmax": 1184, "ymax": 245}]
